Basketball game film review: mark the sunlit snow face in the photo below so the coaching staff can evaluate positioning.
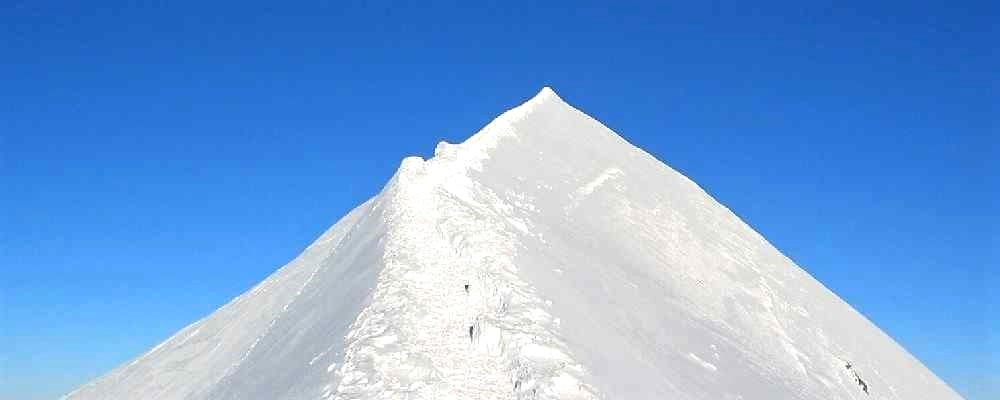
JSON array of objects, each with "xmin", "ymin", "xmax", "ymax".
[{"xmin": 64, "ymin": 88, "xmax": 960, "ymax": 400}]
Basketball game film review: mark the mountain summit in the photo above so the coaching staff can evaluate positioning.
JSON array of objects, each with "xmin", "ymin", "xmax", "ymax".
[{"xmin": 65, "ymin": 88, "xmax": 961, "ymax": 400}]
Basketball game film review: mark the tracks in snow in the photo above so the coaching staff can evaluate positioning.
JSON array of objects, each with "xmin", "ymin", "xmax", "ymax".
[{"xmin": 331, "ymin": 150, "xmax": 600, "ymax": 400}]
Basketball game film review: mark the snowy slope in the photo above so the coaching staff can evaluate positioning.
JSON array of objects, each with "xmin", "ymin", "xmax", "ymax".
[{"xmin": 64, "ymin": 88, "xmax": 962, "ymax": 400}]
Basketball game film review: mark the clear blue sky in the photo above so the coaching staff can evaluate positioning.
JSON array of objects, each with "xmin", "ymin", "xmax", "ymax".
[{"xmin": 1, "ymin": 1, "xmax": 995, "ymax": 399}]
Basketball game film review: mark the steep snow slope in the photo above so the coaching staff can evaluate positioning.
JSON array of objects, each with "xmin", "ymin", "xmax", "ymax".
[{"xmin": 65, "ymin": 88, "xmax": 961, "ymax": 400}]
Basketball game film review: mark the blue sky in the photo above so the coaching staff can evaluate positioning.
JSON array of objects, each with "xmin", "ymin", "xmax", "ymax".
[{"xmin": 1, "ymin": 1, "xmax": 994, "ymax": 399}]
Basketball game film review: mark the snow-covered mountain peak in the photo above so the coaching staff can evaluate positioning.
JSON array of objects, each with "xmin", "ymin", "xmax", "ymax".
[
  {"xmin": 528, "ymin": 86, "xmax": 563, "ymax": 105},
  {"xmin": 426, "ymin": 86, "xmax": 608, "ymax": 178},
  {"xmin": 65, "ymin": 88, "xmax": 961, "ymax": 400}
]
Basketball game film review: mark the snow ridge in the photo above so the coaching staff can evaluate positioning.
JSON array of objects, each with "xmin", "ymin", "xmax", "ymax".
[
  {"xmin": 331, "ymin": 88, "xmax": 599, "ymax": 399},
  {"xmin": 439, "ymin": 86, "xmax": 562, "ymax": 172}
]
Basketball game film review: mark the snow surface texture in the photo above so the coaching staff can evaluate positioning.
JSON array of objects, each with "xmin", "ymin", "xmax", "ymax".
[{"xmin": 64, "ymin": 87, "xmax": 962, "ymax": 400}]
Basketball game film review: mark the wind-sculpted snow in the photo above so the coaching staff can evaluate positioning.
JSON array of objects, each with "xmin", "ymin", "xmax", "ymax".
[
  {"xmin": 65, "ymin": 88, "xmax": 961, "ymax": 400},
  {"xmin": 64, "ymin": 199, "xmax": 380, "ymax": 400}
]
